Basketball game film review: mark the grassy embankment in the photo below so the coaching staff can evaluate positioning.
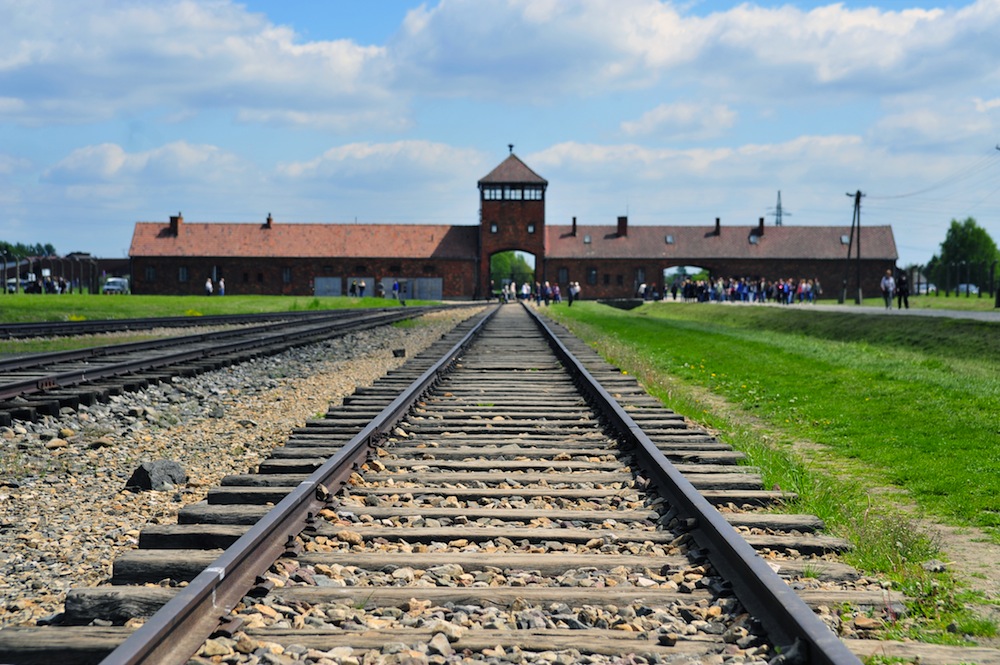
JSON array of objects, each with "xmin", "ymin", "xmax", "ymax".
[
  {"xmin": 545, "ymin": 299, "xmax": 1000, "ymax": 644},
  {"xmin": 0, "ymin": 293, "xmax": 417, "ymax": 354}
]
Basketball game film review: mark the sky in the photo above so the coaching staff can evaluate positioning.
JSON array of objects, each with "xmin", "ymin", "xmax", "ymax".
[{"xmin": 3, "ymin": 0, "xmax": 1000, "ymax": 267}]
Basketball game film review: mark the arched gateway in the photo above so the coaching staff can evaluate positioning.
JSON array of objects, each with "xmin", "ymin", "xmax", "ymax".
[{"xmin": 128, "ymin": 151, "xmax": 896, "ymax": 299}]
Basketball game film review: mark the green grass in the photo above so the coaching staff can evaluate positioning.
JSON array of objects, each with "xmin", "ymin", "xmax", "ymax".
[
  {"xmin": 544, "ymin": 300, "xmax": 1000, "ymax": 643},
  {"xmin": 0, "ymin": 293, "xmax": 416, "ymax": 323},
  {"xmin": 550, "ymin": 301, "xmax": 1000, "ymax": 533}
]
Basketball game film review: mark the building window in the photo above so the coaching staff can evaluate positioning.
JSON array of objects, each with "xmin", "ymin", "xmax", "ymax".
[
  {"xmin": 483, "ymin": 187, "xmax": 502, "ymax": 200},
  {"xmin": 527, "ymin": 223, "xmax": 535, "ymax": 234},
  {"xmin": 282, "ymin": 267, "xmax": 292, "ymax": 284},
  {"xmin": 423, "ymin": 264, "xmax": 435, "ymax": 274},
  {"xmin": 557, "ymin": 267, "xmax": 568, "ymax": 284},
  {"xmin": 635, "ymin": 268, "xmax": 645, "ymax": 284},
  {"xmin": 490, "ymin": 223, "xmax": 498, "ymax": 233},
  {"xmin": 390, "ymin": 264, "xmax": 401, "ymax": 272},
  {"xmin": 616, "ymin": 274, "xmax": 624, "ymax": 286},
  {"xmin": 524, "ymin": 187, "xmax": 543, "ymax": 200},
  {"xmin": 665, "ymin": 234, "xmax": 675, "ymax": 244},
  {"xmin": 603, "ymin": 274, "xmax": 611, "ymax": 286},
  {"xmin": 243, "ymin": 272, "xmax": 249, "ymax": 283},
  {"xmin": 587, "ymin": 268, "xmax": 597, "ymax": 285},
  {"xmin": 583, "ymin": 235, "xmax": 592, "ymax": 244},
  {"xmin": 178, "ymin": 266, "xmax": 189, "ymax": 282},
  {"xmin": 504, "ymin": 186, "xmax": 523, "ymax": 200},
  {"xmin": 257, "ymin": 273, "xmax": 264, "ymax": 283},
  {"xmin": 144, "ymin": 266, "xmax": 156, "ymax": 281}
]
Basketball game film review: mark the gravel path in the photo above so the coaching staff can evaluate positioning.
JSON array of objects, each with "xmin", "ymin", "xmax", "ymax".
[{"xmin": 0, "ymin": 309, "xmax": 478, "ymax": 628}]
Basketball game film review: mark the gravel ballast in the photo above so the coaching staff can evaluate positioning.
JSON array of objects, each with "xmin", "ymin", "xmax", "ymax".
[{"xmin": 0, "ymin": 309, "xmax": 477, "ymax": 628}]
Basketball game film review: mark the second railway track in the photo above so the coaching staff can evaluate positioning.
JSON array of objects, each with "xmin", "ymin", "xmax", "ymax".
[{"xmin": 2, "ymin": 303, "xmax": 995, "ymax": 664}]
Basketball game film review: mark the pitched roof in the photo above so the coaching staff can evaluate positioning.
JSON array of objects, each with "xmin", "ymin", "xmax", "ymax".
[
  {"xmin": 545, "ymin": 224, "xmax": 897, "ymax": 261},
  {"xmin": 129, "ymin": 221, "xmax": 478, "ymax": 259},
  {"xmin": 478, "ymin": 153, "xmax": 548, "ymax": 186}
]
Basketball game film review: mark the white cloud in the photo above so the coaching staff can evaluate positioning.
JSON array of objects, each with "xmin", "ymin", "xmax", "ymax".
[
  {"xmin": 43, "ymin": 141, "xmax": 247, "ymax": 186},
  {"xmin": 3, "ymin": 0, "xmax": 999, "ymax": 130},
  {"xmin": 974, "ymin": 97, "xmax": 1000, "ymax": 113},
  {"xmin": 278, "ymin": 140, "xmax": 484, "ymax": 185},
  {"xmin": 391, "ymin": 0, "xmax": 1000, "ymax": 105},
  {"xmin": 621, "ymin": 102, "xmax": 737, "ymax": 140},
  {"xmin": 0, "ymin": 0, "xmax": 394, "ymax": 127}
]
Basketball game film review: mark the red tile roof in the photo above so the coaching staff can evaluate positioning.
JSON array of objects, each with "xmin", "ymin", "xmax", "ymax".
[
  {"xmin": 545, "ymin": 224, "xmax": 897, "ymax": 261},
  {"xmin": 129, "ymin": 221, "xmax": 479, "ymax": 259},
  {"xmin": 129, "ymin": 218, "xmax": 896, "ymax": 263},
  {"xmin": 478, "ymin": 154, "xmax": 548, "ymax": 185}
]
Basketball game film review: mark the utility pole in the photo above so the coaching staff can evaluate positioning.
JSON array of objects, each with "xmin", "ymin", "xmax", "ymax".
[{"xmin": 840, "ymin": 191, "xmax": 864, "ymax": 304}]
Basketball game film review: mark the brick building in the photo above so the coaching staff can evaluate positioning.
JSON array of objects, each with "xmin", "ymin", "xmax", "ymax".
[{"xmin": 128, "ymin": 152, "xmax": 897, "ymax": 299}]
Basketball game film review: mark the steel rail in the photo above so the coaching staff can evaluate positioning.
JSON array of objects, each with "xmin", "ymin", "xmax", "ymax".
[
  {"xmin": 0, "ymin": 308, "xmax": 403, "ymax": 339},
  {"xmin": 0, "ymin": 309, "xmax": 423, "ymax": 401},
  {"xmin": 0, "ymin": 308, "xmax": 426, "ymax": 373},
  {"xmin": 524, "ymin": 304, "xmax": 862, "ymax": 665},
  {"xmin": 99, "ymin": 304, "xmax": 500, "ymax": 665}
]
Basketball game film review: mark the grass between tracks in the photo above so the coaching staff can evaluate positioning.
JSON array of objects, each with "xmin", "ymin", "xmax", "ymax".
[
  {"xmin": 0, "ymin": 293, "xmax": 423, "ymax": 354},
  {"xmin": 543, "ymin": 300, "xmax": 1000, "ymax": 646}
]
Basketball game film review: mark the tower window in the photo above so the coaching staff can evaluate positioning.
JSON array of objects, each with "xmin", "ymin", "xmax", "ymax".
[
  {"xmin": 490, "ymin": 223, "xmax": 498, "ymax": 233},
  {"xmin": 527, "ymin": 223, "xmax": 535, "ymax": 234}
]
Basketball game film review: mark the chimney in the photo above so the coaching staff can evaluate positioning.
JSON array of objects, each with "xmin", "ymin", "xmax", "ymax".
[
  {"xmin": 169, "ymin": 212, "xmax": 183, "ymax": 235},
  {"xmin": 617, "ymin": 215, "xmax": 628, "ymax": 237},
  {"xmin": 571, "ymin": 216, "xmax": 577, "ymax": 237},
  {"xmin": 714, "ymin": 217, "xmax": 721, "ymax": 236},
  {"xmin": 264, "ymin": 212, "xmax": 273, "ymax": 229},
  {"xmin": 758, "ymin": 217, "xmax": 765, "ymax": 236}
]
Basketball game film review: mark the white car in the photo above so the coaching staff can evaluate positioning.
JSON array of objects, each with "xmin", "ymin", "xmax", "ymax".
[
  {"xmin": 102, "ymin": 277, "xmax": 130, "ymax": 294},
  {"xmin": 956, "ymin": 283, "xmax": 979, "ymax": 295}
]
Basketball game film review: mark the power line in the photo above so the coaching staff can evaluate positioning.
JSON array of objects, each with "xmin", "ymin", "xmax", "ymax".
[{"xmin": 867, "ymin": 146, "xmax": 1000, "ymax": 201}]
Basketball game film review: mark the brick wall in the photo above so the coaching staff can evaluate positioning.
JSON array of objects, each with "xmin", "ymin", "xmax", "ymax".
[{"xmin": 131, "ymin": 257, "xmax": 478, "ymax": 298}]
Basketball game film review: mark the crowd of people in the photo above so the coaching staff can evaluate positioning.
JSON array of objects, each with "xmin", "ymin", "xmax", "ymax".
[
  {"xmin": 657, "ymin": 276, "xmax": 825, "ymax": 304},
  {"xmin": 494, "ymin": 280, "xmax": 582, "ymax": 306}
]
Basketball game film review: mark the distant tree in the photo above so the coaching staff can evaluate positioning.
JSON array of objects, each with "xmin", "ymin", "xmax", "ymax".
[
  {"xmin": 490, "ymin": 251, "xmax": 534, "ymax": 286},
  {"xmin": 926, "ymin": 217, "xmax": 1000, "ymax": 288}
]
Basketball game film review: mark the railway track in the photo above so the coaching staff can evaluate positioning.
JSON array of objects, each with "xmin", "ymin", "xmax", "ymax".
[
  {"xmin": 0, "ymin": 307, "xmax": 442, "ymax": 426},
  {"xmin": 1, "ymin": 304, "xmax": 992, "ymax": 664},
  {"xmin": 0, "ymin": 310, "xmax": 394, "ymax": 340}
]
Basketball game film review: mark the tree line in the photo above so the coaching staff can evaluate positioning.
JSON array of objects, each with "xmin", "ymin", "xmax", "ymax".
[
  {"xmin": 922, "ymin": 217, "xmax": 1000, "ymax": 288},
  {"xmin": 0, "ymin": 241, "xmax": 58, "ymax": 259}
]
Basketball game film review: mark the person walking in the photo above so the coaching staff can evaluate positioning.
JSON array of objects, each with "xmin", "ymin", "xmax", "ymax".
[
  {"xmin": 205, "ymin": 277, "xmax": 213, "ymax": 296},
  {"xmin": 896, "ymin": 272, "xmax": 909, "ymax": 309},
  {"xmin": 880, "ymin": 269, "xmax": 895, "ymax": 310}
]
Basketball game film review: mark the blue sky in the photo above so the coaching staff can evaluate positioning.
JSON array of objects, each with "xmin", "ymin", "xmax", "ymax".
[{"xmin": 3, "ymin": 0, "xmax": 1000, "ymax": 267}]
